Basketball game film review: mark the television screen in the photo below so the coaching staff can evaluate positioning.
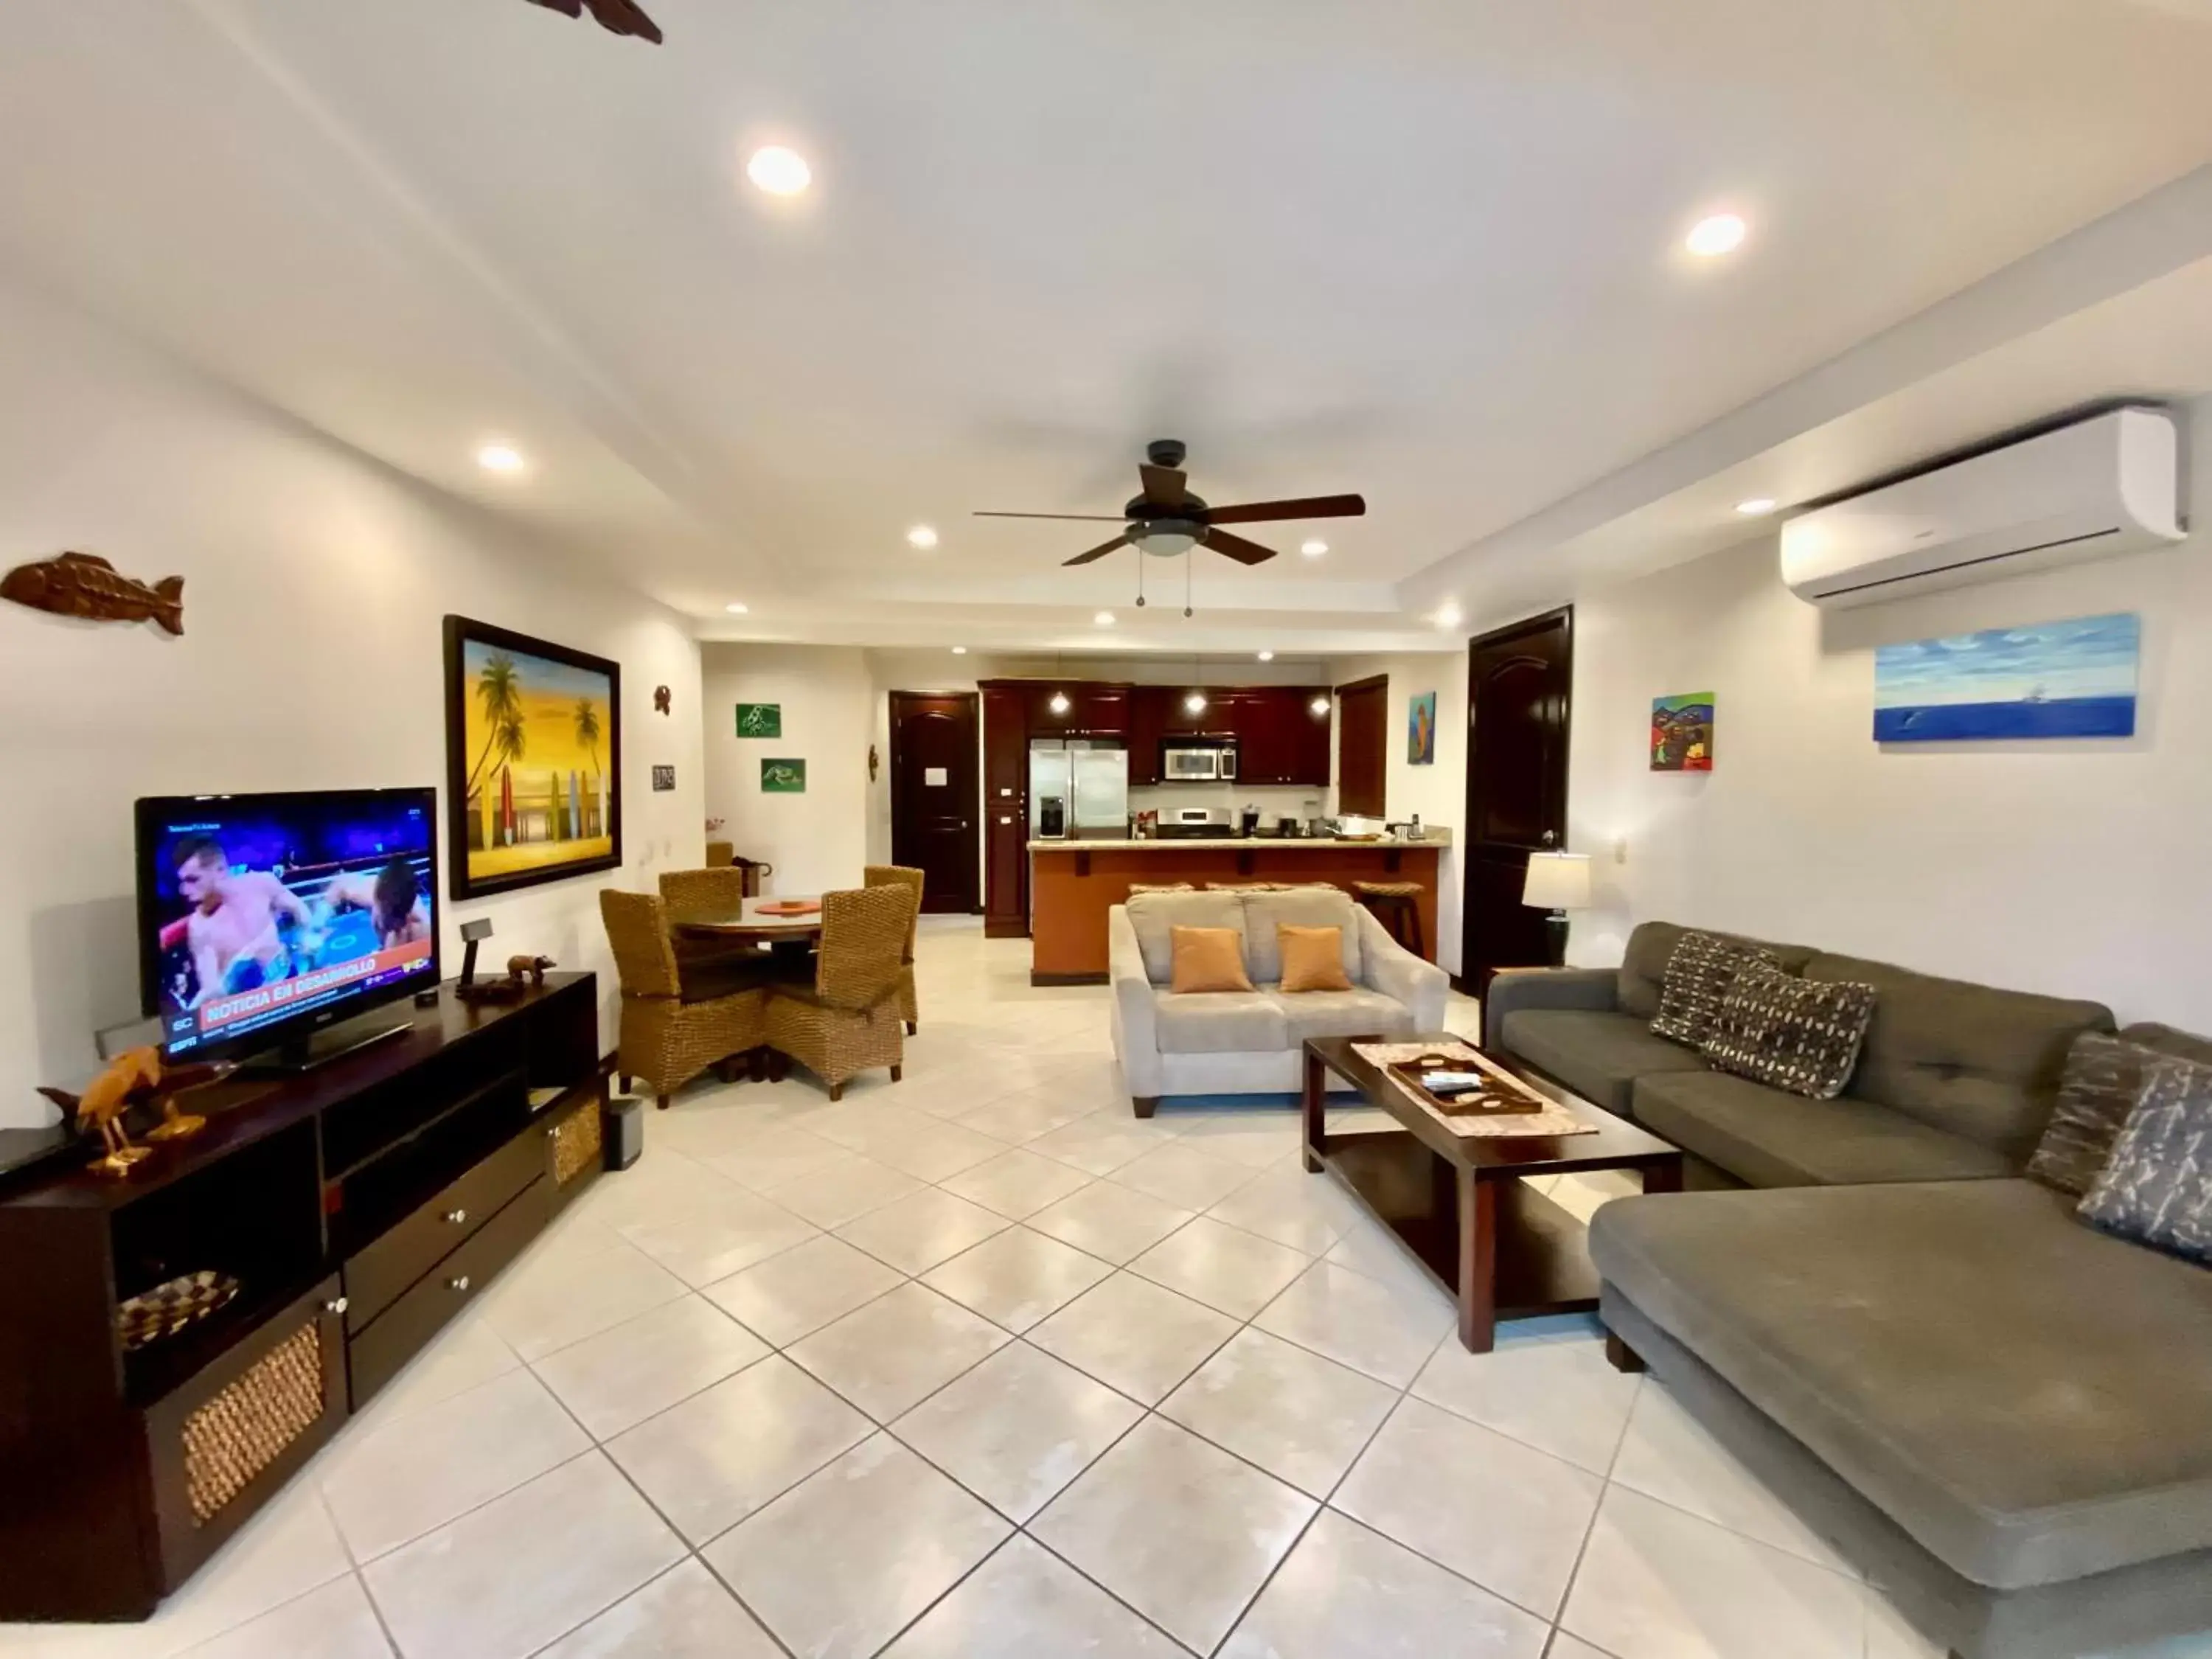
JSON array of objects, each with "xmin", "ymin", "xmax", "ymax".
[{"xmin": 137, "ymin": 789, "xmax": 439, "ymax": 1060}]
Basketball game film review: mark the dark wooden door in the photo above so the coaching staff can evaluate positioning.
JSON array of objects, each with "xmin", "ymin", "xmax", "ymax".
[
  {"xmin": 1463, "ymin": 608, "xmax": 1573, "ymax": 988},
  {"xmin": 891, "ymin": 692, "xmax": 981, "ymax": 914}
]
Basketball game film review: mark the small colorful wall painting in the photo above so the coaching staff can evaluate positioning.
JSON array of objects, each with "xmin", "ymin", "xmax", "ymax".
[
  {"xmin": 735, "ymin": 703, "xmax": 782, "ymax": 739},
  {"xmin": 761, "ymin": 758, "xmax": 807, "ymax": 794},
  {"xmin": 1650, "ymin": 693, "xmax": 1714, "ymax": 771},
  {"xmin": 1874, "ymin": 614, "xmax": 2138, "ymax": 742},
  {"xmin": 1407, "ymin": 691, "xmax": 1437, "ymax": 765}
]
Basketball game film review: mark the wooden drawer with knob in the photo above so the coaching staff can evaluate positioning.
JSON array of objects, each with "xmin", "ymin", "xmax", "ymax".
[
  {"xmin": 345, "ymin": 1178, "xmax": 546, "ymax": 1408},
  {"xmin": 341, "ymin": 1124, "xmax": 543, "ymax": 1335}
]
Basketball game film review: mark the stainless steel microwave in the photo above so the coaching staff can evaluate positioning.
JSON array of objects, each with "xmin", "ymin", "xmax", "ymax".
[{"xmin": 1162, "ymin": 742, "xmax": 1236, "ymax": 782}]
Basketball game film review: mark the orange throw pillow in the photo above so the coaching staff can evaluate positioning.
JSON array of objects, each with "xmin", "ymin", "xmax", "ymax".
[
  {"xmin": 1278, "ymin": 924, "xmax": 1352, "ymax": 992},
  {"xmin": 1169, "ymin": 926, "xmax": 1254, "ymax": 994}
]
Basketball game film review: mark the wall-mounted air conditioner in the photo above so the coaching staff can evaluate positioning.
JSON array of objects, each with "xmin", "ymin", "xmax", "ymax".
[{"xmin": 1781, "ymin": 407, "xmax": 2185, "ymax": 608}]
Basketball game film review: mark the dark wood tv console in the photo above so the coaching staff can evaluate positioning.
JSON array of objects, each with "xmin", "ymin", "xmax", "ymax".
[{"xmin": 0, "ymin": 973, "xmax": 608, "ymax": 1622}]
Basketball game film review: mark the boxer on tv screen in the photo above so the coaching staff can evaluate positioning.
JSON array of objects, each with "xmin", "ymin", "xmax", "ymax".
[{"xmin": 143, "ymin": 792, "xmax": 437, "ymax": 1058}]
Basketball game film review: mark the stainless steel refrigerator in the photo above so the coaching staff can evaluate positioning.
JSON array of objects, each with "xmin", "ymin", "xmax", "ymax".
[
  {"xmin": 1028, "ymin": 738, "xmax": 1129, "ymax": 920},
  {"xmin": 1028, "ymin": 739, "xmax": 1129, "ymax": 840}
]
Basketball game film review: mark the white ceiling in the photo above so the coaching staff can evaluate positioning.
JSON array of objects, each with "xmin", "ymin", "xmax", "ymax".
[{"xmin": 2, "ymin": 0, "xmax": 2210, "ymax": 651}]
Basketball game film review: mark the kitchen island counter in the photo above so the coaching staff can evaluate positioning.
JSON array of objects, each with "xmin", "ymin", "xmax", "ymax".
[
  {"xmin": 1028, "ymin": 836, "xmax": 1446, "ymax": 984},
  {"xmin": 1026, "ymin": 830, "xmax": 1451, "ymax": 852}
]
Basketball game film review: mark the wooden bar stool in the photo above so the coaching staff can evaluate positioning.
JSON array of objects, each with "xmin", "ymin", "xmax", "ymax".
[{"xmin": 1353, "ymin": 880, "xmax": 1426, "ymax": 959}]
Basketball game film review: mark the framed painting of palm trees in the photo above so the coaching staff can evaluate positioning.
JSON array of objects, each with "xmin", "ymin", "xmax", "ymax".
[{"xmin": 443, "ymin": 616, "xmax": 623, "ymax": 898}]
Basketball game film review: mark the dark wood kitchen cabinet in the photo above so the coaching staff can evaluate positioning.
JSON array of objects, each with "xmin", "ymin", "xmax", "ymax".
[
  {"xmin": 1128, "ymin": 686, "xmax": 1166, "ymax": 784},
  {"xmin": 1230, "ymin": 687, "xmax": 1334, "ymax": 786},
  {"xmin": 1029, "ymin": 684, "xmax": 1129, "ymax": 737},
  {"xmin": 982, "ymin": 684, "xmax": 1029, "ymax": 936},
  {"xmin": 1293, "ymin": 687, "xmax": 1335, "ymax": 785}
]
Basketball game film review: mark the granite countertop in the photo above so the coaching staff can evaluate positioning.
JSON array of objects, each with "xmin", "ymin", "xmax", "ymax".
[{"xmin": 1029, "ymin": 829, "xmax": 1450, "ymax": 852}]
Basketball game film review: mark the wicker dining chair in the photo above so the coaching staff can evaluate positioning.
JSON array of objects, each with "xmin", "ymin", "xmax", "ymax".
[
  {"xmin": 599, "ymin": 889, "xmax": 769, "ymax": 1109},
  {"xmin": 705, "ymin": 840, "xmax": 734, "ymax": 868},
  {"xmin": 863, "ymin": 864, "xmax": 925, "ymax": 1034},
  {"xmin": 658, "ymin": 866, "xmax": 752, "ymax": 919},
  {"xmin": 764, "ymin": 883, "xmax": 917, "ymax": 1101},
  {"xmin": 657, "ymin": 866, "xmax": 767, "ymax": 972}
]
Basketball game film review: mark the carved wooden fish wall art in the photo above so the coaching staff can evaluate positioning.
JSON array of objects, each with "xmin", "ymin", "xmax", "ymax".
[
  {"xmin": 521, "ymin": 0, "xmax": 663, "ymax": 44},
  {"xmin": 1, "ymin": 553, "xmax": 185, "ymax": 635}
]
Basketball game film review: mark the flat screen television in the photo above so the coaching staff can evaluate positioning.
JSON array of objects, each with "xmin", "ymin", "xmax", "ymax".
[{"xmin": 136, "ymin": 788, "xmax": 440, "ymax": 1065}]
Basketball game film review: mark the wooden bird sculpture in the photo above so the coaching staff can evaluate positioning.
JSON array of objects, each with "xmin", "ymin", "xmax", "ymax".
[
  {"xmin": 39, "ymin": 1048, "xmax": 230, "ymax": 1176},
  {"xmin": 521, "ymin": 0, "xmax": 664, "ymax": 44}
]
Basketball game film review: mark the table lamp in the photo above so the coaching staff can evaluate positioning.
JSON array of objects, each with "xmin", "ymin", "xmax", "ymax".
[{"xmin": 1521, "ymin": 852, "xmax": 1591, "ymax": 967}]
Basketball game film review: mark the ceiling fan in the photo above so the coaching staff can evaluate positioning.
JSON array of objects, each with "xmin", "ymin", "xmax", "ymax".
[
  {"xmin": 975, "ymin": 439, "xmax": 1365, "ymax": 568},
  {"xmin": 520, "ymin": 0, "xmax": 663, "ymax": 44}
]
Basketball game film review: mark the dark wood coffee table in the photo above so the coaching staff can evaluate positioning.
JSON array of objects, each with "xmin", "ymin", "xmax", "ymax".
[{"xmin": 1301, "ymin": 1035, "xmax": 1682, "ymax": 1353}]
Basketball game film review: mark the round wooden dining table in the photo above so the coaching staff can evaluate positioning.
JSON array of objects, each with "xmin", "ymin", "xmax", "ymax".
[{"xmin": 671, "ymin": 894, "xmax": 825, "ymax": 947}]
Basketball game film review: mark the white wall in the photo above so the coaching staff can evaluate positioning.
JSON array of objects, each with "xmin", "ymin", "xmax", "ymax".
[
  {"xmin": 0, "ymin": 276, "xmax": 705, "ymax": 1126},
  {"xmin": 1326, "ymin": 655, "xmax": 1468, "ymax": 974},
  {"xmin": 1565, "ymin": 394, "xmax": 2212, "ymax": 1027},
  {"xmin": 701, "ymin": 644, "xmax": 874, "ymax": 897}
]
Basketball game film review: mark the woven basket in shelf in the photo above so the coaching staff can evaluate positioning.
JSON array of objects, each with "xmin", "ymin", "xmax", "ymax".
[
  {"xmin": 180, "ymin": 1321, "xmax": 324, "ymax": 1526},
  {"xmin": 551, "ymin": 1105, "xmax": 602, "ymax": 1187}
]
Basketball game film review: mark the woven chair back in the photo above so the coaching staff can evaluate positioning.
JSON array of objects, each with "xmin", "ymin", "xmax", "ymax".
[
  {"xmin": 599, "ymin": 889, "xmax": 682, "ymax": 999},
  {"xmin": 863, "ymin": 865, "xmax": 925, "ymax": 963},
  {"xmin": 658, "ymin": 866, "xmax": 751, "ymax": 922},
  {"xmin": 815, "ymin": 883, "xmax": 917, "ymax": 1011},
  {"xmin": 706, "ymin": 841, "xmax": 734, "ymax": 868}
]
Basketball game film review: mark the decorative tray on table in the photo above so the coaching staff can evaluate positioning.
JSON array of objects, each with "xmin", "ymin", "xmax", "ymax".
[
  {"xmin": 1384, "ymin": 1050, "xmax": 1548, "ymax": 1117},
  {"xmin": 753, "ymin": 900, "xmax": 821, "ymax": 917}
]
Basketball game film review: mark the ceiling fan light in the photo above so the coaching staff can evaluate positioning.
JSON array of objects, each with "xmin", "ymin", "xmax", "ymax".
[{"xmin": 1132, "ymin": 522, "xmax": 1200, "ymax": 557}]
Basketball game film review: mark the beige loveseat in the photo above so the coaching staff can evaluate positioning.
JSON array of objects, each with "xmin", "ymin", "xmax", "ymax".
[{"xmin": 1109, "ymin": 887, "xmax": 1450, "ymax": 1116}]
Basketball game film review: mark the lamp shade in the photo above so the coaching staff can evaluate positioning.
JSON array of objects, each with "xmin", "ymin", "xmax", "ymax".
[{"xmin": 1521, "ymin": 852, "xmax": 1592, "ymax": 911}]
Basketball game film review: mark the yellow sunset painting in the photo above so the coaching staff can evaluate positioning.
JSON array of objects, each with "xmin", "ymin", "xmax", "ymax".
[{"xmin": 459, "ymin": 639, "xmax": 616, "ymax": 881}]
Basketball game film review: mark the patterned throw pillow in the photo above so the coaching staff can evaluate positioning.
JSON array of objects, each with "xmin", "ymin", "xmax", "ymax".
[
  {"xmin": 1701, "ymin": 964, "xmax": 1878, "ymax": 1100},
  {"xmin": 2028, "ymin": 1033, "xmax": 2163, "ymax": 1197},
  {"xmin": 2079, "ymin": 1055, "xmax": 2212, "ymax": 1267},
  {"xmin": 1651, "ymin": 931, "xmax": 1782, "ymax": 1048}
]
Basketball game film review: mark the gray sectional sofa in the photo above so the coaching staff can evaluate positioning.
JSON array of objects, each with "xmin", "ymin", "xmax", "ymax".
[{"xmin": 1489, "ymin": 921, "xmax": 2212, "ymax": 1659}]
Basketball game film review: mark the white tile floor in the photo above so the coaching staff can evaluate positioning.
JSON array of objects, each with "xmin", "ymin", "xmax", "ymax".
[{"xmin": 6, "ymin": 919, "xmax": 2201, "ymax": 1659}]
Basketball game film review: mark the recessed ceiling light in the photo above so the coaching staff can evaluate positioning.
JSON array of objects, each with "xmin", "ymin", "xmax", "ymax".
[
  {"xmin": 1685, "ymin": 213, "xmax": 1748, "ymax": 257},
  {"xmin": 476, "ymin": 445, "xmax": 526, "ymax": 474},
  {"xmin": 725, "ymin": 602, "xmax": 749, "ymax": 614},
  {"xmin": 1256, "ymin": 650, "xmax": 1275, "ymax": 662},
  {"xmin": 1300, "ymin": 540, "xmax": 1329, "ymax": 557},
  {"xmin": 1436, "ymin": 602, "xmax": 1464, "ymax": 630},
  {"xmin": 906, "ymin": 525, "xmax": 939, "ymax": 550},
  {"xmin": 1093, "ymin": 611, "xmax": 1116, "ymax": 626},
  {"xmin": 746, "ymin": 146, "xmax": 812, "ymax": 197},
  {"xmin": 951, "ymin": 646, "xmax": 968, "ymax": 655},
  {"xmin": 1735, "ymin": 497, "xmax": 1778, "ymax": 516}
]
